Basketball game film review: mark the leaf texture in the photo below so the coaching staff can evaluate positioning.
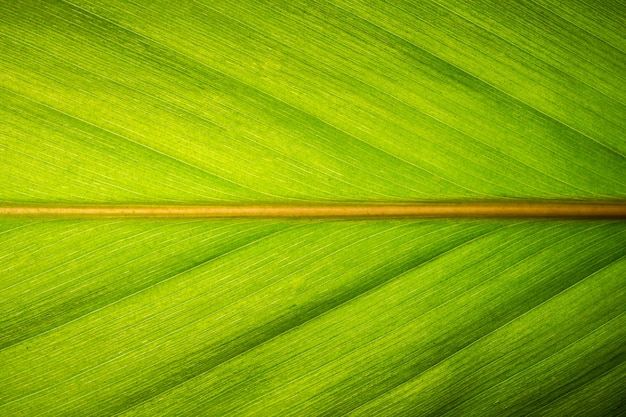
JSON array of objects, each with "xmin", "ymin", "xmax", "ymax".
[
  {"xmin": 0, "ymin": 0, "xmax": 625, "ymax": 416},
  {"xmin": 1, "ymin": 0, "xmax": 625, "ymax": 201},
  {"xmin": 1, "ymin": 220, "xmax": 625, "ymax": 416}
]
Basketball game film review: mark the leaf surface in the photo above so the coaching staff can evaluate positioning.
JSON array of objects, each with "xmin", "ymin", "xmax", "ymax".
[{"xmin": 0, "ymin": 0, "xmax": 625, "ymax": 415}]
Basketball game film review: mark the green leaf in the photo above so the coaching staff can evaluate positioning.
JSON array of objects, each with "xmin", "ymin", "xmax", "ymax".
[{"xmin": 0, "ymin": 0, "xmax": 624, "ymax": 415}]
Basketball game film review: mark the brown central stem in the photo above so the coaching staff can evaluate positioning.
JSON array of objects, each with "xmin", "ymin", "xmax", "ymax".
[{"xmin": 1, "ymin": 202, "xmax": 625, "ymax": 219}]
